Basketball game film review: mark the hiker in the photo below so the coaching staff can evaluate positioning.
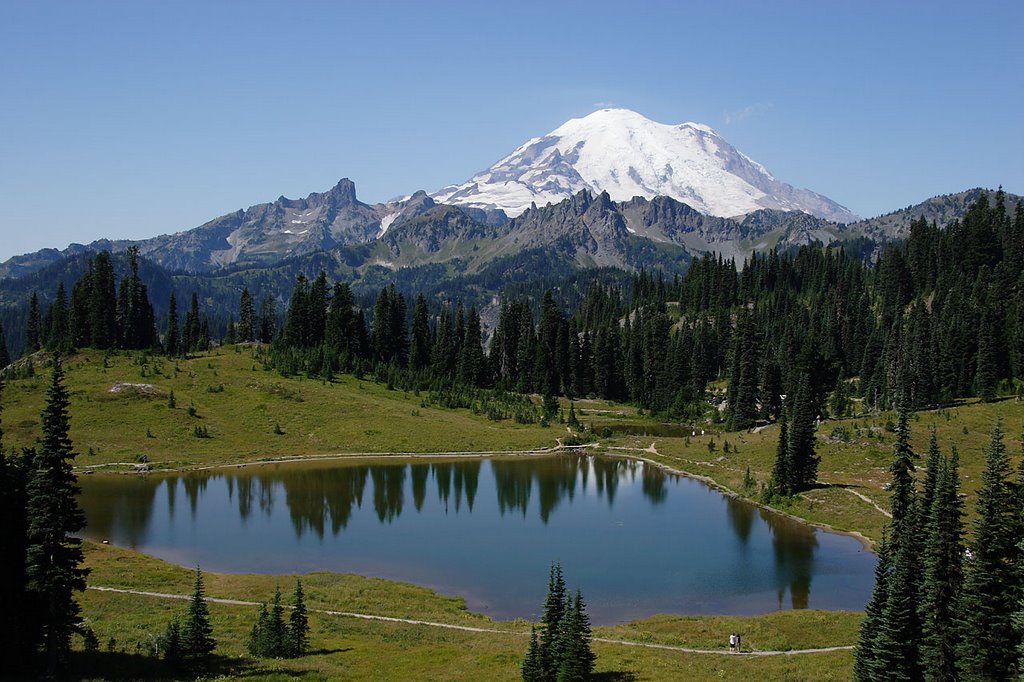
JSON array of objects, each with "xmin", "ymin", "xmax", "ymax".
[
  {"xmin": 729, "ymin": 632, "xmax": 737, "ymax": 653},
  {"xmin": 736, "ymin": 633, "xmax": 742, "ymax": 653}
]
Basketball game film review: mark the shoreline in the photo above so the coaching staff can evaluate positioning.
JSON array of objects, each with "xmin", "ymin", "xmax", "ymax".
[{"xmin": 78, "ymin": 441, "xmax": 879, "ymax": 555}]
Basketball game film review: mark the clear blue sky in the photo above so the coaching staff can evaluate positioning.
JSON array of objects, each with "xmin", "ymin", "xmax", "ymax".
[{"xmin": 1, "ymin": 0, "xmax": 1022, "ymax": 260}]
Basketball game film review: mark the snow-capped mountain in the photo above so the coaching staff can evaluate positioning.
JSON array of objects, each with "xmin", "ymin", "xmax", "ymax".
[{"xmin": 432, "ymin": 108, "xmax": 859, "ymax": 223}]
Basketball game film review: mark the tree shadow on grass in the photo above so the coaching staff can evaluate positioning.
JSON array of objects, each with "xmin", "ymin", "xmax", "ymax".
[
  {"xmin": 592, "ymin": 672, "xmax": 639, "ymax": 682},
  {"xmin": 70, "ymin": 651, "xmax": 249, "ymax": 681}
]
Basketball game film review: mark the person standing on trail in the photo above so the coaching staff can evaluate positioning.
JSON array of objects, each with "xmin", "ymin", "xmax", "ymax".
[
  {"xmin": 736, "ymin": 633, "xmax": 742, "ymax": 652},
  {"xmin": 729, "ymin": 632, "xmax": 737, "ymax": 653}
]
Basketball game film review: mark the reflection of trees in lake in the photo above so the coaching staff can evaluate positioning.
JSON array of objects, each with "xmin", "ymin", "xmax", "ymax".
[
  {"xmin": 277, "ymin": 465, "xmax": 370, "ymax": 537},
  {"xmin": 182, "ymin": 475, "xmax": 210, "ymax": 518},
  {"xmin": 759, "ymin": 508, "xmax": 816, "ymax": 609},
  {"xmin": 641, "ymin": 464, "xmax": 667, "ymax": 505},
  {"xmin": 725, "ymin": 497, "xmax": 755, "ymax": 545},
  {"xmin": 492, "ymin": 456, "xmax": 584, "ymax": 523},
  {"xmin": 411, "ymin": 464, "xmax": 429, "ymax": 511},
  {"xmin": 591, "ymin": 456, "xmax": 628, "ymax": 506},
  {"xmin": 79, "ymin": 476, "xmax": 160, "ymax": 548},
  {"xmin": 371, "ymin": 465, "xmax": 406, "ymax": 523}
]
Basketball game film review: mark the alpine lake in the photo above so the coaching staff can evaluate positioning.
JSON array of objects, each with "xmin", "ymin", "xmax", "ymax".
[{"xmin": 79, "ymin": 453, "xmax": 875, "ymax": 624}]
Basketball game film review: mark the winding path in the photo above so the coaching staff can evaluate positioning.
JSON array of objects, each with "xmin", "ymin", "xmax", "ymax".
[{"xmin": 87, "ymin": 585, "xmax": 853, "ymax": 657}]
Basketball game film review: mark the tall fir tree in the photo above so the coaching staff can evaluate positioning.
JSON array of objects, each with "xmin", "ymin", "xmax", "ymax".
[
  {"xmin": 24, "ymin": 354, "xmax": 89, "ymax": 676},
  {"xmin": 919, "ymin": 447, "xmax": 963, "ymax": 682},
  {"xmin": 165, "ymin": 291, "xmax": 180, "ymax": 357},
  {"xmin": 0, "ymin": 321, "xmax": 10, "ymax": 368},
  {"xmin": 238, "ymin": 288, "xmax": 256, "ymax": 343},
  {"xmin": 853, "ymin": 531, "xmax": 892, "ymax": 682},
  {"xmin": 182, "ymin": 567, "xmax": 216, "ymax": 661},
  {"xmin": 539, "ymin": 562, "xmax": 568, "ymax": 680},
  {"xmin": 555, "ymin": 589, "xmax": 595, "ymax": 682},
  {"xmin": 786, "ymin": 373, "xmax": 819, "ymax": 491},
  {"xmin": 287, "ymin": 578, "xmax": 309, "ymax": 658},
  {"xmin": 957, "ymin": 421, "xmax": 1020, "ymax": 680},
  {"xmin": 522, "ymin": 626, "xmax": 543, "ymax": 682},
  {"xmin": 26, "ymin": 290, "xmax": 42, "ymax": 353}
]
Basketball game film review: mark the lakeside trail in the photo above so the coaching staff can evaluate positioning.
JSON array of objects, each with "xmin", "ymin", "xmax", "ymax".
[{"xmin": 87, "ymin": 586, "xmax": 853, "ymax": 657}]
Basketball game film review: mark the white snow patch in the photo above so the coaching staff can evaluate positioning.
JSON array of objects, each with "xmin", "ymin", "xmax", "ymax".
[{"xmin": 377, "ymin": 212, "xmax": 400, "ymax": 239}]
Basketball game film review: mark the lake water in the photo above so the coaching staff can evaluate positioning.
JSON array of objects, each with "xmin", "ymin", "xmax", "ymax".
[{"xmin": 79, "ymin": 454, "xmax": 875, "ymax": 624}]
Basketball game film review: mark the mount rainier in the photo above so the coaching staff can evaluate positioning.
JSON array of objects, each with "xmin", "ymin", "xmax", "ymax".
[{"xmin": 432, "ymin": 108, "xmax": 859, "ymax": 223}]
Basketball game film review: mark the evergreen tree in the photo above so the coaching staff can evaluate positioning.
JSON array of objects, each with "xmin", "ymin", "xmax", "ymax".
[
  {"xmin": 88, "ymin": 252, "xmax": 118, "ymax": 349},
  {"xmin": 247, "ymin": 602, "xmax": 269, "ymax": 657},
  {"xmin": 0, "ymin": 380, "xmax": 38, "ymax": 674},
  {"xmin": 555, "ymin": 589, "xmax": 595, "ymax": 682},
  {"xmin": 769, "ymin": 410, "xmax": 791, "ymax": 495},
  {"xmin": 24, "ymin": 354, "xmax": 88, "ymax": 676},
  {"xmin": 409, "ymin": 294, "xmax": 431, "ymax": 372},
  {"xmin": 919, "ymin": 447, "xmax": 963, "ymax": 682},
  {"xmin": 786, "ymin": 374, "xmax": 819, "ymax": 491},
  {"xmin": 258, "ymin": 294, "xmax": 277, "ymax": 344},
  {"xmin": 522, "ymin": 626, "xmax": 543, "ymax": 681},
  {"xmin": 854, "ymin": 531, "xmax": 892, "ymax": 682},
  {"xmin": 287, "ymin": 578, "xmax": 309, "ymax": 657},
  {"xmin": 46, "ymin": 282, "xmax": 70, "ymax": 353},
  {"xmin": 957, "ymin": 421, "xmax": 1020, "ymax": 680},
  {"xmin": 165, "ymin": 292, "xmax": 180, "ymax": 357},
  {"xmin": 26, "ymin": 290, "xmax": 41, "ymax": 353},
  {"xmin": 181, "ymin": 567, "xmax": 215, "ymax": 661},
  {"xmin": 68, "ymin": 270, "xmax": 93, "ymax": 349},
  {"xmin": 238, "ymin": 288, "xmax": 256, "ymax": 343},
  {"xmin": 266, "ymin": 586, "xmax": 287, "ymax": 657},
  {"xmin": 539, "ymin": 562, "xmax": 568, "ymax": 680},
  {"xmin": 163, "ymin": 617, "xmax": 183, "ymax": 667},
  {"xmin": 0, "ymin": 321, "xmax": 10, "ymax": 368}
]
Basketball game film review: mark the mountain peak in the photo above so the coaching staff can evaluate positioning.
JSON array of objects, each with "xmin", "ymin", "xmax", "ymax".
[{"xmin": 432, "ymin": 109, "xmax": 858, "ymax": 223}]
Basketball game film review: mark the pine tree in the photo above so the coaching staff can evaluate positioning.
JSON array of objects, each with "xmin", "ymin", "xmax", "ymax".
[
  {"xmin": 853, "ymin": 531, "xmax": 891, "ymax": 682},
  {"xmin": 409, "ymin": 294, "xmax": 431, "ymax": 372},
  {"xmin": 919, "ymin": 447, "xmax": 963, "ymax": 682},
  {"xmin": 555, "ymin": 589, "xmax": 595, "ymax": 682},
  {"xmin": 0, "ymin": 321, "xmax": 10, "ymax": 368},
  {"xmin": 165, "ymin": 292, "xmax": 180, "ymax": 357},
  {"xmin": 24, "ymin": 354, "xmax": 89, "ymax": 676},
  {"xmin": 238, "ymin": 288, "xmax": 256, "ymax": 343},
  {"xmin": 522, "ymin": 626, "xmax": 543, "ymax": 681},
  {"xmin": 539, "ymin": 562, "xmax": 568, "ymax": 680},
  {"xmin": 266, "ymin": 586, "xmax": 287, "ymax": 657},
  {"xmin": 181, "ymin": 566, "xmax": 215, "ymax": 661},
  {"xmin": 769, "ymin": 410, "xmax": 791, "ymax": 495},
  {"xmin": 88, "ymin": 252, "xmax": 118, "ymax": 349},
  {"xmin": 258, "ymin": 294, "xmax": 277, "ymax": 344},
  {"xmin": 786, "ymin": 373, "xmax": 819, "ymax": 491},
  {"xmin": 287, "ymin": 578, "xmax": 309, "ymax": 657},
  {"xmin": 957, "ymin": 421, "xmax": 1019, "ymax": 680},
  {"xmin": 46, "ymin": 282, "xmax": 70, "ymax": 353},
  {"xmin": 247, "ymin": 602, "xmax": 269, "ymax": 657},
  {"xmin": 26, "ymin": 290, "xmax": 41, "ymax": 353},
  {"xmin": 163, "ymin": 617, "xmax": 183, "ymax": 667}
]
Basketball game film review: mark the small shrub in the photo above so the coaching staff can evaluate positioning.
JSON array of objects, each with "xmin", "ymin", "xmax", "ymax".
[
  {"xmin": 273, "ymin": 422, "xmax": 284, "ymax": 435},
  {"xmin": 167, "ymin": 389, "xmax": 176, "ymax": 409},
  {"xmin": 187, "ymin": 402, "xmax": 197, "ymax": 418},
  {"xmin": 193, "ymin": 425, "xmax": 210, "ymax": 439},
  {"xmin": 206, "ymin": 384, "xmax": 224, "ymax": 394}
]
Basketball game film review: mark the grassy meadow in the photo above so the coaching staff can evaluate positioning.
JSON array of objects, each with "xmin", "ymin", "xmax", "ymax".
[{"xmin": 4, "ymin": 347, "xmax": 1021, "ymax": 679}]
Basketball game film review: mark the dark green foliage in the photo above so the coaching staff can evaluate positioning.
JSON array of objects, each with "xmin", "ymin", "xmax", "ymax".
[
  {"xmin": 853, "ymin": 531, "xmax": 891, "ymax": 682},
  {"xmin": 181, "ymin": 567, "xmax": 216, "ymax": 660},
  {"xmin": 238, "ymin": 288, "xmax": 256, "ymax": 343},
  {"xmin": 26, "ymin": 290, "xmax": 41, "ymax": 353},
  {"xmin": 24, "ymin": 354, "xmax": 89, "ymax": 676},
  {"xmin": 162, "ymin": 617, "xmax": 182, "ymax": 667},
  {"xmin": 919, "ymin": 446, "xmax": 963, "ymax": 682},
  {"xmin": 247, "ymin": 581, "xmax": 309, "ymax": 659},
  {"xmin": 522, "ymin": 627, "xmax": 543, "ymax": 681},
  {"xmin": 526, "ymin": 562, "xmax": 595, "ymax": 682},
  {"xmin": 539, "ymin": 562, "xmax": 568, "ymax": 679},
  {"xmin": 287, "ymin": 579, "xmax": 309, "ymax": 657},
  {"xmin": 0, "ymin": 322, "xmax": 9, "ymax": 368},
  {"xmin": 785, "ymin": 374, "xmax": 819, "ymax": 492},
  {"xmin": 769, "ymin": 410, "xmax": 791, "ymax": 496},
  {"xmin": 89, "ymin": 251, "xmax": 118, "ymax": 349},
  {"xmin": 165, "ymin": 291, "xmax": 180, "ymax": 357},
  {"xmin": 555, "ymin": 590, "xmax": 596, "ymax": 682},
  {"xmin": 957, "ymin": 421, "xmax": 1020, "ymax": 680}
]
